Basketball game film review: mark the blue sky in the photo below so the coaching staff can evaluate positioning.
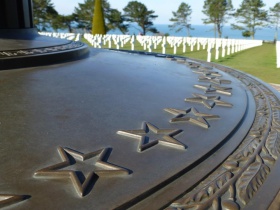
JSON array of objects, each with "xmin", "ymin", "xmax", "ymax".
[{"xmin": 52, "ymin": 0, "xmax": 279, "ymax": 25}]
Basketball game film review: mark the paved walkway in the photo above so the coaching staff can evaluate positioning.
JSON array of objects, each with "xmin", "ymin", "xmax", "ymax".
[{"xmin": 270, "ymin": 83, "xmax": 280, "ymax": 92}]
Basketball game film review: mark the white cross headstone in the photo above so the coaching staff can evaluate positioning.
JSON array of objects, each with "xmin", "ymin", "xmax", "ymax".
[
  {"xmin": 207, "ymin": 40, "xmax": 214, "ymax": 62},
  {"xmin": 131, "ymin": 36, "xmax": 135, "ymax": 51},
  {"xmin": 162, "ymin": 37, "xmax": 166, "ymax": 54},
  {"xmin": 215, "ymin": 39, "xmax": 221, "ymax": 60}
]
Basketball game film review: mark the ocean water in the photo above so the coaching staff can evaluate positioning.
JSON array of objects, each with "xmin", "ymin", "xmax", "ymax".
[{"xmin": 108, "ymin": 24, "xmax": 277, "ymax": 41}]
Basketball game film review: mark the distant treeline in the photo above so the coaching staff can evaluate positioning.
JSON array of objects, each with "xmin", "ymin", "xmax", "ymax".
[{"xmin": 34, "ymin": 0, "xmax": 280, "ymax": 40}]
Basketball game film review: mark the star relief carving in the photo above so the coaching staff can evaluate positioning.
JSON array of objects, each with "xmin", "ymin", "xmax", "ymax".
[
  {"xmin": 34, "ymin": 147, "xmax": 129, "ymax": 197},
  {"xmin": 192, "ymin": 69, "xmax": 222, "ymax": 77},
  {"xmin": 164, "ymin": 107, "xmax": 220, "ymax": 129},
  {"xmin": 194, "ymin": 84, "xmax": 232, "ymax": 96},
  {"xmin": 0, "ymin": 194, "xmax": 28, "ymax": 208},
  {"xmin": 185, "ymin": 93, "xmax": 233, "ymax": 109},
  {"xmin": 117, "ymin": 122, "xmax": 186, "ymax": 152},
  {"xmin": 198, "ymin": 76, "xmax": 232, "ymax": 85}
]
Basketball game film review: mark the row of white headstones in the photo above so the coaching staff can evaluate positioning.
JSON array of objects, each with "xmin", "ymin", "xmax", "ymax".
[
  {"xmin": 38, "ymin": 32, "xmax": 80, "ymax": 42},
  {"xmin": 276, "ymin": 41, "xmax": 280, "ymax": 68},
  {"xmin": 39, "ymin": 32, "xmax": 263, "ymax": 63}
]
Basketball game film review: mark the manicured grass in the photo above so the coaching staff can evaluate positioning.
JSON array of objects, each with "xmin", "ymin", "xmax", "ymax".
[
  {"xmin": 215, "ymin": 43, "xmax": 279, "ymax": 84},
  {"xmin": 82, "ymin": 37, "xmax": 279, "ymax": 84}
]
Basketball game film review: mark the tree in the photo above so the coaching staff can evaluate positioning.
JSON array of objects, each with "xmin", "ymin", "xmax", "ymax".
[
  {"xmin": 74, "ymin": 0, "xmax": 109, "ymax": 30},
  {"xmin": 169, "ymin": 2, "xmax": 193, "ymax": 37},
  {"xmin": 123, "ymin": 1, "xmax": 158, "ymax": 35},
  {"xmin": 73, "ymin": 0, "xmax": 127, "ymax": 33},
  {"xmin": 202, "ymin": 0, "xmax": 233, "ymax": 38},
  {"xmin": 106, "ymin": 9, "xmax": 129, "ymax": 34},
  {"xmin": 52, "ymin": 15, "xmax": 75, "ymax": 32},
  {"xmin": 242, "ymin": 30, "xmax": 251, "ymax": 38},
  {"xmin": 232, "ymin": 0, "xmax": 268, "ymax": 40},
  {"xmin": 92, "ymin": 0, "xmax": 106, "ymax": 34},
  {"xmin": 269, "ymin": 3, "xmax": 280, "ymax": 41},
  {"xmin": 33, "ymin": 0, "xmax": 59, "ymax": 31}
]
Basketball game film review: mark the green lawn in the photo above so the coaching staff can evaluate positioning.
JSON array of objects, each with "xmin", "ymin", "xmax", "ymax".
[
  {"xmin": 215, "ymin": 43, "xmax": 279, "ymax": 84},
  {"xmin": 82, "ymin": 37, "xmax": 279, "ymax": 84}
]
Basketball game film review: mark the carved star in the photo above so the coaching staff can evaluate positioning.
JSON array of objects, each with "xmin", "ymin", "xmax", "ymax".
[
  {"xmin": 193, "ymin": 69, "xmax": 222, "ymax": 77},
  {"xmin": 198, "ymin": 76, "xmax": 232, "ymax": 85},
  {"xmin": 34, "ymin": 147, "xmax": 129, "ymax": 197},
  {"xmin": 176, "ymin": 58, "xmax": 187, "ymax": 63},
  {"xmin": 164, "ymin": 107, "xmax": 220, "ymax": 129},
  {"xmin": 117, "ymin": 122, "xmax": 186, "ymax": 152},
  {"xmin": 186, "ymin": 62, "xmax": 200, "ymax": 68},
  {"xmin": 0, "ymin": 194, "xmax": 28, "ymax": 208},
  {"xmin": 194, "ymin": 84, "xmax": 232, "ymax": 96},
  {"xmin": 185, "ymin": 93, "xmax": 233, "ymax": 109},
  {"xmin": 199, "ymin": 66, "xmax": 213, "ymax": 71}
]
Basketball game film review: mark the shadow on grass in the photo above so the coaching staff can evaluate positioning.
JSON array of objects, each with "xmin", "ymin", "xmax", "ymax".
[{"xmin": 217, "ymin": 55, "xmax": 236, "ymax": 63}]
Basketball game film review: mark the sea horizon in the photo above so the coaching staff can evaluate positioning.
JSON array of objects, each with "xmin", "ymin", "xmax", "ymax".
[{"xmin": 107, "ymin": 24, "xmax": 277, "ymax": 41}]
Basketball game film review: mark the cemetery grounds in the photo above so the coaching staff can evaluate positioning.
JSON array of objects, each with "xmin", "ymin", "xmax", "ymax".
[{"xmin": 82, "ymin": 37, "xmax": 279, "ymax": 86}]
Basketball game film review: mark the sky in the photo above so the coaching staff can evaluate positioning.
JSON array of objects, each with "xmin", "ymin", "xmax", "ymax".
[{"xmin": 52, "ymin": 0, "xmax": 279, "ymax": 25}]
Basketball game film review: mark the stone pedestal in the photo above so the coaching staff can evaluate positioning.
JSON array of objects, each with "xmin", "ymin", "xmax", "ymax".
[
  {"xmin": 0, "ymin": 0, "xmax": 33, "ymax": 29},
  {"xmin": 0, "ymin": 0, "xmax": 89, "ymax": 70}
]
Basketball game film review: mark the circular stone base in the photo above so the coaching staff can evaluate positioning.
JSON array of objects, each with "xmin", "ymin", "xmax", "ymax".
[{"xmin": 0, "ymin": 29, "xmax": 89, "ymax": 70}]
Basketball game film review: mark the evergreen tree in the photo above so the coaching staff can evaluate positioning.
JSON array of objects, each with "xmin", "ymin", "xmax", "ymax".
[
  {"xmin": 92, "ymin": 0, "xmax": 106, "ymax": 34},
  {"xmin": 269, "ymin": 3, "xmax": 280, "ymax": 41},
  {"xmin": 232, "ymin": 0, "xmax": 268, "ymax": 39},
  {"xmin": 242, "ymin": 30, "xmax": 251, "ymax": 38},
  {"xmin": 74, "ymin": 0, "xmax": 127, "ymax": 33},
  {"xmin": 123, "ymin": 1, "xmax": 158, "ymax": 35},
  {"xmin": 169, "ymin": 2, "xmax": 193, "ymax": 37},
  {"xmin": 107, "ymin": 9, "xmax": 129, "ymax": 34},
  {"xmin": 202, "ymin": 0, "xmax": 233, "ymax": 38},
  {"xmin": 33, "ymin": 0, "xmax": 58, "ymax": 31},
  {"xmin": 52, "ymin": 15, "xmax": 75, "ymax": 33}
]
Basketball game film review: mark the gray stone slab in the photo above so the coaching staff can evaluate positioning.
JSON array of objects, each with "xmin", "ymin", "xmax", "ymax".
[{"xmin": 2, "ymin": 48, "xmax": 279, "ymax": 209}]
